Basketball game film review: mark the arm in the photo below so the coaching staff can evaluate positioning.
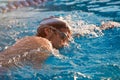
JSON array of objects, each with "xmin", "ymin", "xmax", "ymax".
[
  {"xmin": 72, "ymin": 21, "xmax": 120, "ymax": 38},
  {"xmin": 100, "ymin": 21, "xmax": 120, "ymax": 30}
]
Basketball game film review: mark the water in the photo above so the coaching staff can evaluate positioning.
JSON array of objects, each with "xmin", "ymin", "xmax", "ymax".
[{"xmin": 0, "ymin": 0, "xmax": 120, "ymax": 80}]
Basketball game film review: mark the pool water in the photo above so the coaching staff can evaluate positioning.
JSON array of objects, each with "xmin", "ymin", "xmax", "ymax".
[{"xmin": 0, "ymin": 0, "xmax": 120, "ymax": 80}]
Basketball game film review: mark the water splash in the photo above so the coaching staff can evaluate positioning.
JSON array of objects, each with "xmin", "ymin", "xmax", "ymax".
[{"xmin": 62, "ymin": 11, "xmax": 104, "ymax": 38}]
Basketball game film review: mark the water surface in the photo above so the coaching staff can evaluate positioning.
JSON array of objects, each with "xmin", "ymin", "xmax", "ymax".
[{"xmin": 0, "ymin": 0, "xmax": 120, "ymax": 80}]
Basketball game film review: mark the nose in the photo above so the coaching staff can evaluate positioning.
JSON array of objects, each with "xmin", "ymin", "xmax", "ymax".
[{"xmin": 61, "ymin": 41, "xmax": 69, "ymax": 47}]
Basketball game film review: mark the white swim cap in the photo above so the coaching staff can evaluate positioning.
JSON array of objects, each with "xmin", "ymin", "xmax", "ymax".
[
  {"xmin": 40, "ymin": 18, "xmax": 67, "ymax": 24},
  {"xmin": 40, "ymin": 17, "xmax": 71, "ymax": 30}
]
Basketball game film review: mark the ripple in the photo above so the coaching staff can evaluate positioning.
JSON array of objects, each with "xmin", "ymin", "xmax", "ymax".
[
  {"xmin": 89, "ymin": 0, "xmax": 111, "ymax": 4},
  {"xmin": 88, "ymin": 6, "xmax": 120, "ymax": 12},
  {"xmin": 107, "ymin": 1, "xmax": 120, "ymax": 5}
]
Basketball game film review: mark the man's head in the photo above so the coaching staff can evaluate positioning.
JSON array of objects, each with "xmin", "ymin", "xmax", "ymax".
[{"xmin": 36, "ymin": 17, "xmax": 72, "ymax": 49}]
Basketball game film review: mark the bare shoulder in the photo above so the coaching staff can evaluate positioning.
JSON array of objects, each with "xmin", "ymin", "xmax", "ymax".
[
  {"xmin": 14, "ymin": 36, "xmax": 53, "ymax": 50},
  {"xmin": 100, "ymin": 21, "xmax": 120, "ymax": 30},
  {"xmin": 1, "ymin": 36, "xmax": 53, "ymax": 55},
  {"xmin": 0, "ymin": 36, "xmax": 53, "ymax": 68},
  {"xmin": 17, "ymin": 36, "xmax": 51, "ymax": 45}
]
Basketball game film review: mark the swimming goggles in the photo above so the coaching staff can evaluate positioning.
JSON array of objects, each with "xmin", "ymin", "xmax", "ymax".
[{"xmin": 49, "ymin": 26, "xmax": 69, "ymax": 40}]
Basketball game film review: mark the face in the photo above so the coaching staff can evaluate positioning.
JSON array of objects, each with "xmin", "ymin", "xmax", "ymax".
[{"xmin": 49, "ymin": 27, "xmax": 71, "ymax": 49}]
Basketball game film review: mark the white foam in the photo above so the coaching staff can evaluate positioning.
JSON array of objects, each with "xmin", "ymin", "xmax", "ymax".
[{"xmin": 63, "ymin": 15, "xmax": 104, "ymax": 38}]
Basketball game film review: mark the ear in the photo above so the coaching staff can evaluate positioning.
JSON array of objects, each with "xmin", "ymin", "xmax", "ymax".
[{"xmin": 44, "ymin": 27, "xmax": 52, "ymax": 36}]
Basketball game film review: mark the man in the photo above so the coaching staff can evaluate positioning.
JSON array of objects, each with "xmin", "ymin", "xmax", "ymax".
[
  {"xmin": 0, "ymin": 17, "xmax": 119, "ymax": 69},
  {"xmin": 0, "ymin": 17, "xmax": 72, "ymax": 69}
]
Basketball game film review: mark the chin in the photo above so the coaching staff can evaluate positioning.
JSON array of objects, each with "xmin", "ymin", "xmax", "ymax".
[
  {"xmin": 58, "ymin": 45, "xmax": 64, "ymax": 49},
  {"xmin": 53, "ymin": 45, "xmax": 62, "ymax": 49}
]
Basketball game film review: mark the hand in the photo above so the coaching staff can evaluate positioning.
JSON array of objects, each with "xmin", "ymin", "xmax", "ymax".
[{"xmin": 100, "ymin": 21, "xmax": 120, "ymax": 30}]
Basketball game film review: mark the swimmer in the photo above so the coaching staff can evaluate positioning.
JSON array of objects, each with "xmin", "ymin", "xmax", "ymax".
[
  {"xmin": 0, "ymin": 17, "xmax": 72, "ymax": 69},
  {"xmin": 0, "ymin": 17, "xmax": 119, "ymax": 69}
]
